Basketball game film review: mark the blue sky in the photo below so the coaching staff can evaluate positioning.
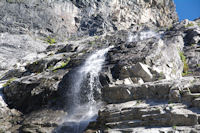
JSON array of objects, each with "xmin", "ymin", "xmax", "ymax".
[{"xmin": 174, "ymin": 0, "xmax": 200, "ymax": 21}]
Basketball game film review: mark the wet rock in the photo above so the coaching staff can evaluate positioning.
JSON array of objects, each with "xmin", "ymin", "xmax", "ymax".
[
  {"xmin": 1, "ymin": 1, "xmax": 200, "ymax": 132},
  {"xmin": 25, "ymin": 59, "xmax": 48, "ymax": 73},
  {"xmin": 0, "ymin": 95, "xmax": 22, "ymax": 132},
  {"xmin": 20, "ymin": 109, "xmax": 66, "ymax": 133},
  {"xmin": 56, "ymin": 44, "xmax": 78, "ymax": 53},
  {"xmin": 3, "ymin": 71, "xmax": 66, "ymax": 113}
]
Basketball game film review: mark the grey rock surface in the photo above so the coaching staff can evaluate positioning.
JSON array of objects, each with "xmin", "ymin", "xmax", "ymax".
[
  {"xmin": 0, "ymin": 0, "xmax": 200, "ymax": 132},
  {"xmin": 0, "ymin": 81, "xmax": 22, "ymax": 132},
  {"xmin": 0, "ymin": 0, "xmax": 177, "ymax": 38},
  {"xmin": 86, "ymin": 101, "xmax": 200, "ymax": 132},
  {"xmin": 0, "ymin": 32, "xmax": 48, "ymax": 76}
]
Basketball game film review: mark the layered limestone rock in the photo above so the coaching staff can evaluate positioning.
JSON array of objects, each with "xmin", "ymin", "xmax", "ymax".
[
  {"xmin": 0, "ymin": 0, "xmax": 200, "ymax": 132},
  {"xmin": 87, "ymin": 101, "xmax": 200, "ymax": 133}
]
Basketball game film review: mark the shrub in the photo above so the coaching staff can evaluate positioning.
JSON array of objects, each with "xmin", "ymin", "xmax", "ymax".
[{"xmin": 179, "ymin": 52, "xmax": 189, "ymax": 76}]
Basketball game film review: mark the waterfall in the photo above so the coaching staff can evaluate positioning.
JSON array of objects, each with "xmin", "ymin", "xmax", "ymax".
[
  {"xmin": 128, "ymin": 30, "xmax": 160, "ymax": 43},
  {"xmin": 56, "ymin": 46, "xmax": 113, "ymax": 133}
]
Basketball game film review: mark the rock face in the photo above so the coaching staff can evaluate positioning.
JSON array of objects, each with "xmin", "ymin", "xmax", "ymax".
[
  {"xmin": 0, "ymin": 33, "xmax": 48, "ymax": 76},
  {"xmin": 0, "ymin": 81, "xmax": 22, "ymax": 132},
  {"xmin": 0, "ymin": 0, "xmax": 200, "ymax": 132},
  {"xmin": 0, "ymin": 0, "xmax": 177, "ymax": 39}
]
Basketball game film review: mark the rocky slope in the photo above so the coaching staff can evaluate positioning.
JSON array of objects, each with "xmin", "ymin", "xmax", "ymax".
[{"xmin": 0, "ymin": 0, "xmax": 200, "ymax": 133}]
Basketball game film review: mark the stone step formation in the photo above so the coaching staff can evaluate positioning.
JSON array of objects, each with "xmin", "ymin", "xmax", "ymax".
[{"xmin": 86, "ymin": 77, "xmax": 200, "ymax": 132}]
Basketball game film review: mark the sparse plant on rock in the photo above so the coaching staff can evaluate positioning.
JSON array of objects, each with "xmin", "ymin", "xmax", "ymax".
[
  {"xmin": 185, "ymin": 23, "xmax": 194, "ymax": 28},
  {"xmin": 179, "ymin": 51, "xmax": 189, "ymax": 76},
  {"xmin": 3, "ymin": 78, "xmax": 15, "ymax": 87},
  {"xmin": 46, "ymin": 37, "xmax": 56, "ymax": 45}
]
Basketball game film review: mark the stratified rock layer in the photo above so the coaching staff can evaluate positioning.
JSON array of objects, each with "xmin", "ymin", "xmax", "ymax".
[{"xmin": 0, "ymin": 0, "xmax": 200, "ymax": 132}]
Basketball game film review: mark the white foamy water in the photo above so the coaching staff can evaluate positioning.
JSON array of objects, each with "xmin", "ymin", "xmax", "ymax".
[
  {"xmin": 56, "ymin": 46, "xmax": 113, "ymax": 133},
  {"xmin": 0, "ymin": 81, "xmax": 7, "ymax": 108},
  {"xmin": 128, "ymin": 31, "xmax": 160, "ymax": 43}
]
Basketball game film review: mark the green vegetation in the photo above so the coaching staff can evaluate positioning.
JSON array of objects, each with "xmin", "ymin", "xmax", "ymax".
[
  {"xmin": 172, "ymin": 125, "xmax": 176, "ymax": 130},
  {"xmin": 46, "ymin": 37, "xmax": 56, "ymax": 45},
  {"xmin": 89, "ymin": 41, "xmax": 96, "ymax": 45},
  {"xmin": 3, "ymin": 78, "xmax": 15, "ymax": 87},
  {"xmin": 167, "ymin": 25, "xmax": 173, "ymax": 31},
  {"xmin": 94, "ymin": 36, "xmax": 99, "ymax": 40},
  {"xmin": 185, "ymin": 23, "xmax": 194, "ymax": 28},
  {"xmin": 158, "ymin": 72, "xmax": 165, "ymax": 80},
  {"xmin": 33, "ymin": 61, "xmax": 39, "ymax": 65},
  {"xmin": 53, "ymin": 57, "xmax": 71, "ymax": 71},
  {"xmin": 198, "ymin": 23, "xmax": 200, "ymax": 27},
  {"xmin": 198, "ymin": 64, "xmax": 200, "ymax": 67},
  {"xmin": 179, "ymin": 52, "xmax": 189, "ymax": 76},
  {"xmin": 168, "ymin": 101, "xmax": 173, "ymax": 104}
]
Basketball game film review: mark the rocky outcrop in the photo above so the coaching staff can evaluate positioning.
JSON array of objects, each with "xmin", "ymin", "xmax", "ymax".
[
  {"xmin": 0, "ymin": 33, "xmax": 48, "ymax": 76},
  {"xmin": 20, "ymin": 109, "xmax": 66, "ymax": 133},
  {"xmin": 0, "ymin": 0, "xmax": 200, "ymax": 132},
  {"xmin": 0, "ymin": 0, "xmax": 177, "ymax": 39},
  {"xmin": 87, "ymin": 101, "xmax": 200, "ymax": 133},
  {"xmin": 0, "ymin": 81, "xmax": 22, "ymax": 132}
]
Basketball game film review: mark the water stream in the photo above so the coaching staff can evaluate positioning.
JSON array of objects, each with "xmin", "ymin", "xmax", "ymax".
[{"xmin": 56, "ymin": 46, "xmax": 113, "ymax": 133}]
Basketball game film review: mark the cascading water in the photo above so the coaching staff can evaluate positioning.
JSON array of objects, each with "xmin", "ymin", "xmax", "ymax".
[
  {"xmin": 56, "ymin": 46, "xmax": 113, "ymax": 133},
  {"xmin": 128, "ymin": 30, "xmax": 160, "ymax": 43}
]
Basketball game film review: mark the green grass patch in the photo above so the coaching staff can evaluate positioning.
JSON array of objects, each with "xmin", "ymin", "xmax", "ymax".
[
  {"xmin": 53, "ymin": 57, "xmax": 70, "ymax": 71},
  {"xmin": 89, "ymin": 41, "xmax": 96, "ymax": 45},
  {"xmin": 172, "ymin": 125, "xmax": 176, "ymax": 130},
  {"xmin": 3, "ymin": 78, "xmax": 15, "ymax": 87},
  {"xmin": 46, "ymin": 37, "xmax": 56, "ymax": 45},
  {"xmin": 185, "ymin": 23, "xmax": 194, "ymax": 28}
]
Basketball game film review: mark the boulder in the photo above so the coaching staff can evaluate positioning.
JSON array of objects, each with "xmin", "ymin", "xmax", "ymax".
[
  {"xmin": 130, "ymin": 62, "xmax": 153, "ymax": 82},
  {"xmin": 184, "ymin": 29, "xmax": 200, "ymax": 45},
  {"xmin": 3, "ymin": 71, "xmax": 66, "ymax": 113}
]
